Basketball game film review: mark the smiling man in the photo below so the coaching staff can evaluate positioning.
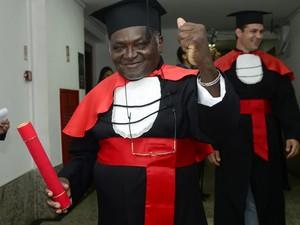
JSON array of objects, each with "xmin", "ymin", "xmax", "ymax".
[
  {"xmin": 45, "ymin": 1, "xmax": 239, "ymax": 225},
  {"xmin": 212, "ymin": 10, "xmax": 300, "ymax": 225}
]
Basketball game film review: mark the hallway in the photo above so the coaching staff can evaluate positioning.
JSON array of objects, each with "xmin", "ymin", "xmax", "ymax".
[{"xmin": 38, "ymin": 164, "xmax": 300, "ymax": 225}]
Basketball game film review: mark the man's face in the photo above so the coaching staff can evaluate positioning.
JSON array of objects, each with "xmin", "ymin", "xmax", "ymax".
[
  {"xmin": 109, "ymin": 26, "xmax": 163, "ymax": 80},
  {"xmin": 236, "ymin": 23, "xmax": 264, "ymax": 52}
]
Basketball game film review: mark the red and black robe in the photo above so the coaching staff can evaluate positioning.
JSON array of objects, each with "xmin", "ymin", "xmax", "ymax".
[
  {"xmin": 59, "ymin": 64, "xmax": 239, "ymax": 225},
  {"xmin": 214, "ymin": 49, "xmax": 300, "ymax": 225}
]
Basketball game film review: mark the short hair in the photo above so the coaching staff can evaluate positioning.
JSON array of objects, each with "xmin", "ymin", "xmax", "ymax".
[{"xmin": 238, "ymin": 24, "xmax": 249, "ymax": 31}]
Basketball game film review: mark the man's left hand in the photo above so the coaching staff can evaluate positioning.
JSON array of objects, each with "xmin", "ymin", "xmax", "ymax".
[{"xmin": 286, "ymin": 139, "xmax": 300, "ymax": 158}]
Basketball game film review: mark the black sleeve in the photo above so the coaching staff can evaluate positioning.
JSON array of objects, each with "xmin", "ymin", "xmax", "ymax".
[
  {"xmin": 187, "ymin": 76, "xmax": 240, "ymax": 148},
  {"xmin": 0, "ymin": 132, "xmax": 6, "ymax": 140},
  {"xmin": 272, "ymin": 76, "xmax": 300, "ymax": 140},
  {"xmin": 58, "ymin": 131, "xmax": 99, "ymax": 205}
]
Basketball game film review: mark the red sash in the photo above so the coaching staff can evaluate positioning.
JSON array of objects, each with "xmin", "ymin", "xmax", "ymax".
[
  {"xmin": 97, "ymin": 137, "xmax": 212, "ymax": 225},
  {"xmin": 240, "ymin": 99, "xmax": 272, "ymax": 160}
]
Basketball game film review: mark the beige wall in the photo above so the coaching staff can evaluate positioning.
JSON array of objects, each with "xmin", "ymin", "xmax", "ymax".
[{"xmin": 46, "ymin": 0, "xmax": 85, "ymax": 166}]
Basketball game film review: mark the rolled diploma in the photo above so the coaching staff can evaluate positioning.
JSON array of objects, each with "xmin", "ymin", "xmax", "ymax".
[
  {"xmin": 0, "ymin": 108, "xmax": 8, "ymax": 122},
  {"xmin": 17, "ymin": 122, "xmax": 71, "ymax": 210}
]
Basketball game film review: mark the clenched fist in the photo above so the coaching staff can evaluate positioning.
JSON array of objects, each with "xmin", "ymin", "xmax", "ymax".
[
  {"xmin": 177, "ymin": 17, "xmax": 213, "ymax": 70},
  {"xmin": 177, "ymin": 17, "xmax": 220, "ymax": 96}
]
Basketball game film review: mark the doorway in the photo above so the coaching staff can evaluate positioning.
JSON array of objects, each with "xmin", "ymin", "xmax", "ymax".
[{"xmin": 85, "ymin": 43, "xmax": 93, "ymax": 93}]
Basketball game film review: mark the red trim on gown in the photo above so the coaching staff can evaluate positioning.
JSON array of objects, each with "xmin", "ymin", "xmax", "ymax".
[
  {"xmin": 63, "ymin": 64, "xmax": 199, "ymax": 137},
  {"xmin": 215, "ymin": 49, "xmax": 294, "ymax": 161},
  {"xmin": 214, "ymin": 49, "xmax": 294, "ymax": 80},
  {"xmin": 62, "ymin": 64, "xmax": 214, "ymax": 225}
]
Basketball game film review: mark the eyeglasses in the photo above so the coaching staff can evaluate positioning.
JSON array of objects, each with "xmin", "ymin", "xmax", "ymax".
[
  {"xmin": 130, "ymin": 137, "xmax": 176, "ymax": 157},
  {"xmin": 121, "ymin": 80, "xmax": 177, "ymax": 157},
  {"xmin": 129, "ymin": 108, "xmax": 177, "ymax": 157}
]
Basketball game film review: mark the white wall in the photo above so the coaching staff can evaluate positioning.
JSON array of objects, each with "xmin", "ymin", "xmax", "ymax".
[
  {"xmin": 0, "ymin": 0, "xmax": 32, "ymax": 186},
  {"xmin": 84, "ymin": 17, "xmax": 115, "ymax": 85},
  {"xmin": 46, "ymin": 0, "xmax": 85, "ymax": 165},
  {"xmin": 161, "ymin": 28, "xmax": 180, "ymax": 65},
  {"xmin": 93, "ymin": 42, "xmax": 114, "ymax": 84},
  {"xmin": 283, "ymin": 9, "xmax": 300, "ymax": 102},
  {"xmin": 0, "ymin": 0, "xmax": 85, "ymax": 187}
]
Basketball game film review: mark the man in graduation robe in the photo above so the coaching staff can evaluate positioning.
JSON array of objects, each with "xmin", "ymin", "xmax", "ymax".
[
  {"xmin": 46, "ymin": 1, "xmax": 239, "ymax": 225},
  {"xmin": 211, "ymin": 10, "xmax": 300, "ymax": 225}
]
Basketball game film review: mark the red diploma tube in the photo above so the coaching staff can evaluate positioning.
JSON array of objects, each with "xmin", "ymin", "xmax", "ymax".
[{"xmin": 17, "ymin": 122, "xmax": 71, "ymax": 210}]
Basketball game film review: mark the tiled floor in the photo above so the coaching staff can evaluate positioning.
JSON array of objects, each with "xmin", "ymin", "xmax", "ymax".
[
  {"xmin": 40, "ymin": 164, "xmax": 300, "ymax": 225},
  {"xmin": 285, "ymin": 174, "xmax": 300, "ymax": 225}
]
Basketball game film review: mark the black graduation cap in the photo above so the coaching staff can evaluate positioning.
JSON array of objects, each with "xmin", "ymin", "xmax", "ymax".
[
  {"xmin": 91, "ymin": 0, "xmax": 166, "ymax": 37},
  {"xmin": 227, "ymin": 10, "xmax": 271, "ymax": 28}
]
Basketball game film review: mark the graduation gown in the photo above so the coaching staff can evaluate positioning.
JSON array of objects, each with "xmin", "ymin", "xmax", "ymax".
[
  {"xmin": 214, "ymin": 50, "xmax": 300, "ymax": 225},
  {"xmin": 59, "ymin": 64, "xmax": 239, "ymax": 225}
]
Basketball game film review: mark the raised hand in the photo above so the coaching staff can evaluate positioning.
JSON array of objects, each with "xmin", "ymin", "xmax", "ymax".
[
  {"xmin": 177, "ymin": 17, "xmax": 220, "ymax": 96},
  {"xmin": 177, "ymin": 17, "xmax": 213, "ymax": 70}
]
